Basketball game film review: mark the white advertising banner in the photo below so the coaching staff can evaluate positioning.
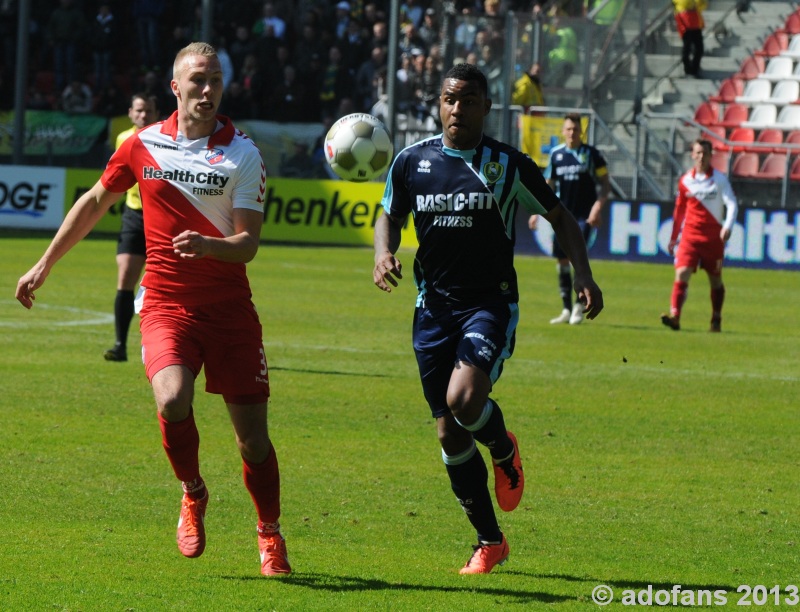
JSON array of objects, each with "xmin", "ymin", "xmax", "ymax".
[{"xmin": 0, "ymin": 166, "xmax": 66, "ymax": 230}]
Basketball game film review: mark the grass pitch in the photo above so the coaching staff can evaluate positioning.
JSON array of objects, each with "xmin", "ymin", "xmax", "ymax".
[{"xmin": 0, "ymin": 235, "xmax": 797, "ymax": 611}]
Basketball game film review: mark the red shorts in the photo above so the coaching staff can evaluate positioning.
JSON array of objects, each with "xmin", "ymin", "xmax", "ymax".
[
  {"xmin": 674, "ymin": 236, "xmax": 724, "ymax": 275},
  {"xmin": 139, "ymin": 293, "xmax": 270, "ymax": 404}
]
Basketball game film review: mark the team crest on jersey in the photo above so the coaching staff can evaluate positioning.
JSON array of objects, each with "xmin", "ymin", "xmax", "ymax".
[
  {"xmin": 206, "ymin": 148, "xmax": 225, "ymax": 165},
  {"xmin": 482, "ymin": 162, "xmax": 503, "ymax": 184}
]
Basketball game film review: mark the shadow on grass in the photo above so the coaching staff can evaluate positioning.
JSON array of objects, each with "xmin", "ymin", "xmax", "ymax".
[
  {"xmin": 604, "ymin": 323, "xmax": 706, "ymax": 334},
  {"xmin": 223, "ymin": 572, "xmax": 574, "ymax": 603},
  {"xmin": 606, "ymin": 322, "xmax": 754, "ymax": 337},
  {"xmin": 271, "ymin": 366, "xmax": 389, "ymax": 378},
  {"xmin": 513, "ymin": 571, "xmax": 738, "ymax": 593}
]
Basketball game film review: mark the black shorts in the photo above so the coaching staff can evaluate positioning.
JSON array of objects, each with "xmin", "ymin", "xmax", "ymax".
[
  {"xmin": 412, "ymin": 302, "xmax": 518, "ymax": 418},
  {"xmin": 117, "ymin": 205, "xmax": 145, "ymax": 256}
]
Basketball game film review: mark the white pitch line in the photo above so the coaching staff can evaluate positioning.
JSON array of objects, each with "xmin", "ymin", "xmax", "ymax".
[{"xmin": 0, "ymin": 300, "xmax": 114, "ymax": 328}]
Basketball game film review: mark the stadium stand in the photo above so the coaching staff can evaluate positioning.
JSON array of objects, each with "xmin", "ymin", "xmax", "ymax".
[
  {"xmin": 682, "ymin": 4, "xmax": 800, "ymax": 204},
  {"xmin": 9, "ymin": 0, "xmax": 800, "ymax": 189}
]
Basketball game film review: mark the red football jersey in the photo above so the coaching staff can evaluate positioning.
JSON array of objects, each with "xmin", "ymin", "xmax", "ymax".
[
  {"xmin": 671, "ymin": 167, "xmax": 738, "ymax": 245},
  {"xmin": 102, "ymin": 112, "xmax": 266, "ymax": 305}
]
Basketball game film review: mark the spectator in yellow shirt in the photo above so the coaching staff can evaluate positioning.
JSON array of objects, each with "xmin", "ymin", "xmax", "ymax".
[{"xmin": 512, "ymin": 62, "xmax": 545, "ymax": 109}]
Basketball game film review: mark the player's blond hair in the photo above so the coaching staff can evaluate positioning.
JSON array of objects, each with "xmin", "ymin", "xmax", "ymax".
[{"xmin": 173, "ymin": 42, "xmax": 218, "ymax": 79}]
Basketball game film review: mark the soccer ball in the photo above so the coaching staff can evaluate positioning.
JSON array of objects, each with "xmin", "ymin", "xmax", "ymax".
[{"xmin": 324, "ymin": 113, "xmax": 394, "ymax": 182}]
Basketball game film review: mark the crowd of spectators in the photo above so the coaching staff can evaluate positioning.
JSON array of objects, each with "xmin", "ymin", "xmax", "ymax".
[{"xmin": 0, "ymin": 0, "xmax": 596, "ymax": 123}]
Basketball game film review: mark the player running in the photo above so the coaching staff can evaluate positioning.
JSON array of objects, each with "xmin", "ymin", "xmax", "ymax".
[
  {"xmin": 373, "ymin": 63, "xmax": 603, "ymax": 574},
  {"xmin": 16, "ymin": 42, "xmax": 290, "ymax": 576}
]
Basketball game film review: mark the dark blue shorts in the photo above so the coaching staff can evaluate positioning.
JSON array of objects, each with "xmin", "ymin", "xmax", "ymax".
[
  {"xmin": 413, "ymin": 302, "xmax": 518, "ymax": 418},
  {"xmin": 552, "ymin": 217, "xmax": 595, "ymax": 259}
]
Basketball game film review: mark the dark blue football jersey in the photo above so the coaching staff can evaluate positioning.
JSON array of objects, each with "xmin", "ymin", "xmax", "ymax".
[
  {"xmin": 381, "ymin": 134, "xmax": 560, "ymax": 307},
  {"xmin": 544, "ymin": 142, "xmax": 608, "ymax": 220}
]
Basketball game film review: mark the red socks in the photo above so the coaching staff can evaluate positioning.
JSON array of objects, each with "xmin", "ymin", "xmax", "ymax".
[
  {"xmin": 670, "ymin": 281, "xmax": 688, "ymax": 318},
  {"xmin": 158, "ymin": 409, "xmax": 201, "ymax": 485},
  {"xmin": 159, "ymin": 410, "xmax": 281, "ymax": 523},
  {"xmin": 244, "ymin": 445, "xmax": 281, "ymax": 526}
]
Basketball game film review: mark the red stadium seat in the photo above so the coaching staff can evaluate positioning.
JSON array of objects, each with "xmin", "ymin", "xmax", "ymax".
[
  {"xmin": 757, "ymin": 152, "xmax": 788, "ymax": 179},
  {"xmin": 735, "ymin": 55, "xmax": 766, "ymax": 80},
  {"xmin": 784, "ymin": 130, "xmax": 800, "ymax": 149},
  {"xmin": 756, "ymin": 30, "xmax": 790, "ymax": 57},
  {"xmin": 693, "ymin": 101, "xmax": 720, "ymax": 126},
  {"xmin": 710, "ymin": 150, "xmax": 731, "ymax": 173},
  {"xmin": 709, "ymin": 77, "xmax": 744, "ymax": 104},
  {"xmin": 728, "ymin": 127, "xmax": 755, "ymax": 152},
  {"xmin": 705, "ymin": 125, "xmax": 728, "ymax": 150},
  {"xmin": 781, "ymin": 11, "xmax": 800, "ymax": 35},
  {"xmin": 754, "ymin": 128, "xmax": 784, "ymax": 153},
  {"xmin": 789, "ymin": 156, "xmax": 800, "ymax": 179},
  {"xmin": 731, "ymin": 152, "xmax": 760, "ymax": 178},
  {"xmin": 718, "ymin": 103, "xmax": 750, "ymax": 128}
]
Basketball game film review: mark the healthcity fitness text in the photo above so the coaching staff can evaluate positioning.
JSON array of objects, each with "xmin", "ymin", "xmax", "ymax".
[{"xmin": 591, "ymin": 584, "xmax": 799, "ymax": 606}]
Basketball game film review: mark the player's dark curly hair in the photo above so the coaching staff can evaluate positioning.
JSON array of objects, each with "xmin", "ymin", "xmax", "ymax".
[{"xmin": 443, "ymin": 63, "xmax": 488, "ymax": 98}]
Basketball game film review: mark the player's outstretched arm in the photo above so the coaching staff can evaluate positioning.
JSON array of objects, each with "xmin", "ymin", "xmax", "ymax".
[
  {"xmin": 16, "ymin": 181, "xmax": 122, "ymax": 309},
  {"xmin": 544, "ymin": 203, "xmax": 604, "ymax": 320},
  {"xmin": 373, "ymin": 211, "xmax": 404, "ymax": 293}
]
